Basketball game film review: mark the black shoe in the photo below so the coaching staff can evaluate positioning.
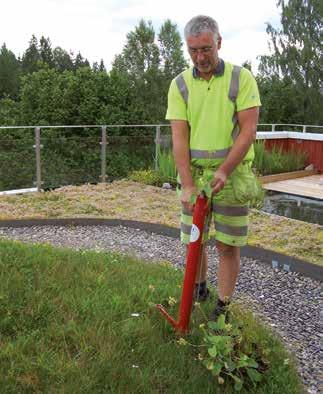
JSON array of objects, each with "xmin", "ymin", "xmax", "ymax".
[
  {"xmin": 210, "ymin": 300, "xmax": 230, "ymax": 322},
  {"xmin": 193, "ymin": 284, "xmax": 211, "ymax": 302}
]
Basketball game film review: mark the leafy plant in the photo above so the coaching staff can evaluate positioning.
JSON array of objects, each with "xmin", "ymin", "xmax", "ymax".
[
  {"xmin": 128, "ymin": 169, "xmax": 174, "ymax": 187},
  {"xmin": 156, "ymin": 146, "xmax": 177, "ymax": 183},
  {"xmin": 199, "ymin": 314, "xmax": 266, "ymax": 391}
]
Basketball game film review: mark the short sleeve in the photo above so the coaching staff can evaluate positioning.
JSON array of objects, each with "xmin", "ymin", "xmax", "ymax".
[
  {"xmin": 236, "ymin": 68, "xmax": 261, "ymax": 112},
  {"xmin": 165, "ymin": 78, "xmax": 188, "ymax": 120}
]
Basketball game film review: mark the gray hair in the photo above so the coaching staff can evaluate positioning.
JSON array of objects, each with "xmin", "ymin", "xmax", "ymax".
[{"xmin": 184, "ymin": 15, "xmax": 219, "ymax": 42}]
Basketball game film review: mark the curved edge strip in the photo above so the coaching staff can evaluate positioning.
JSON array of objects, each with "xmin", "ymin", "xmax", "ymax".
[{"xmin": 0, "ymin": 218, "xmax": 321, "ymax": 282}]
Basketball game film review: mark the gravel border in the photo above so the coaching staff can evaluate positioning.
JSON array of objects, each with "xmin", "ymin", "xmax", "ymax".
[
  {"xmin": 0, "ymin": 224, "xmax": 321, "ymax": 393},
  {"xmin": 0, "ymin": 218, "xmax": 321, "ymax": 281}
]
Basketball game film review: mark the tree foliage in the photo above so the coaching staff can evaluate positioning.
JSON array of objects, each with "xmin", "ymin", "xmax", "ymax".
[
  {"xmin": 52, "ymin": 47, "xmax": 74, "ymax": 72},
  {"xmin": 39, "ymin": 36, "xmax": 54, "ymax": 67},
  {"xmin": 20, "ymin": 35, "xmax": 91, "ymax": 75},
  {"xmin": 0, "ymin": 44, "xmax": 20, "ymax": 99},
  {"xmin": 21, "ymin": 35, "xmax": 41, "ymax": 74},
  {"xmin": 113, "ymin": 20, "xmax": 160, "ymax": 78},
  {"xmin": 112, "ymin": 19, "xmax": 187, "ymax": 123},
  {"xmin": 0, "ymin": 12, "xmax": 322, "ymax": 129},
  {"xmin": 1, "ymin": 14, "xmax": 322, "ymax": 190},
  {"xmin": 258, "ymin": 0, "xmax": 322, "ymax": 124},
  {"xmin": 158, "ymin": 19, "xmax": 188, "ymax": 79}
]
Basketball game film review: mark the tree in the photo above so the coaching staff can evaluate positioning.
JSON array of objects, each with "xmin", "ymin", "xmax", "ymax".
[
  {"xmin": 112, "ymin": 19, "xmax": 187, "ymax": 123},
  {"xmin": 0, "ymin": 44, "xmax": 21, "ymax": 99},
  {"xmin": 112, "ymin": 19, "xmax": 160, "ymax": 78},
  {"xmin": 257, "ymin": 75, "xmax": 300, "ymax": 123},
  {"xmin": 112, "ymin": 20, "xmax": 162, "ymax": 123},
  {"xmin": 52, "ymin": 47, "xmax": 74, "ymax": 72},
  {"xmin": 258, "ymin": 0, "xmax": 322, "ymax": 124},
  {"xmin": 39, "ymin": 36, "xmax": 54, "ymax": 67},
  {"xmin": 99, "ymin": 59, "xmax": 106, "ymax": 72},
  {"xmin": 21, "ymin": 35, "xmax": 41, "ymax": 74},
  {"xmin": 158, "ymin": 19, "xmax": 188, "ymax": 79},
  {"xmin": 0, "ymin": 97, "xmax": 20, "ymax": 125},
  {"xmin": 74, "ymin": 52, "xmax": 90, "ymax": 69},
  {"xmin": 19, "ymin": 68, "xmax": 69, "ymax": 125},
  {"xmin": 19, "ymin": 67, "xmax": 114, "ymax": 126},
  {"xmin": 92, "ymin": 61, "xmax": 99, "ymax": 72}
]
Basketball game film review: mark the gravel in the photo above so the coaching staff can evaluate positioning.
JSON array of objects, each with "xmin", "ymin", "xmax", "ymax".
[{"xmin": 0, "ymin": 224, "xmax": 321, "ymax": 393}]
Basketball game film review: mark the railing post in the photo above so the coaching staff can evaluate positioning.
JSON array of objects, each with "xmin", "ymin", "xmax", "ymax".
[
  {"xmin": 33, "ymin": 127, "xmax": 43, "ymax": 192},
  {"xmin": 271, "ymin": 124, "xmax": 276, "ymax": 132},
  {"xmin": 303, "ymin": 125, "xmax": 306, "ymax": 133},
  {"xmin": 155, "ymin": 125, "xmax": 161, "ymax": 171},
  {"xmin": 100, "ymin": 126, "xmax": 107, "ymax": 183}
]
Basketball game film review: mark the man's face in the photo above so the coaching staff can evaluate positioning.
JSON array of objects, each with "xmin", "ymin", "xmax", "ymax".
[{"xmin": 187, "ymin": 31, "xmax": 221, "ymax": 77}]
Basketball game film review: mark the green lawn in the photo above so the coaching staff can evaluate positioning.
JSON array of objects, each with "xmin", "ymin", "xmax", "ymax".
[{"xmin": 0, "ymin": 239, "xmax": 303, "ymax": 393}]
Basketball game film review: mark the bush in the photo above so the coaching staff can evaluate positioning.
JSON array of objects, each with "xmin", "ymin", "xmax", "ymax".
[{"xmin": 128, "ymin": 169, "xmax": 176, "ymax": 187}]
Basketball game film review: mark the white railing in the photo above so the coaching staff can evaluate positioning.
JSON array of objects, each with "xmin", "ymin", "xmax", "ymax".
[
  {"xmin": 1, "ymin": 123, "xmax": 322, "ymax": 132},
  {"xmin": 257, "ymin": 124, "xmax": 323, "ymax": 133}
]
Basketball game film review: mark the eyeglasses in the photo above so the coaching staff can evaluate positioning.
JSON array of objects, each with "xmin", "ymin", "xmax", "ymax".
[{"xmin": 188, "ymin": 46, "xmax": 213, "ymax": 56}]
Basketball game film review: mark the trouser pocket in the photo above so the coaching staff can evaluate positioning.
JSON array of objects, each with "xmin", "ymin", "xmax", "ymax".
[{"xmin": 231, "ymin": 161, "xmax": 264, "ymax": 206}]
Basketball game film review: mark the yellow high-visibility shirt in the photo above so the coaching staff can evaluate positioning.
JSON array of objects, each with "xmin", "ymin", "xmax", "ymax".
[{"xmin": 166, "ymin": 59, "xmax": 261, "ymax": 166}]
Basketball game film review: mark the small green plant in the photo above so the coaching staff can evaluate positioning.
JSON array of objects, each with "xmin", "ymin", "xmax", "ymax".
[
  {"xmin": 156, "ymin": 146, "xmax": 177, "ymax": 183},
  {"xmin": 128, "ymin": 169, "xmax": 174, "ymax": 187},
  {"xmin": 199, "ymin": 314, "xmax": 265, "ymax": 391}
]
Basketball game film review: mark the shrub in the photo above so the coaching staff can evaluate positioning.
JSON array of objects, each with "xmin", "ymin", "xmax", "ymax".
[{"xmin": 128, "ymin": 169, "xmax": 175, "ymax": 187}]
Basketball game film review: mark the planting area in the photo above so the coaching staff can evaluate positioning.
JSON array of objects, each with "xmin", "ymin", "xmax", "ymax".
[{"xmin": 0, "ymin": 181, "xmax": 322, "ymax": 265}]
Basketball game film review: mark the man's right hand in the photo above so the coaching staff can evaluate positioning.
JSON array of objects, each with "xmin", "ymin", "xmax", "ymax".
[{"xmin": 181, "ymin": 185, "xmax": 198, "ymax": 214}]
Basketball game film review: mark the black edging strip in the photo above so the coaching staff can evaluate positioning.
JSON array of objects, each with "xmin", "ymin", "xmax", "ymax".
[{"xmin": 0, "ymin": 218, "xmax": 321, "ymax": 282}]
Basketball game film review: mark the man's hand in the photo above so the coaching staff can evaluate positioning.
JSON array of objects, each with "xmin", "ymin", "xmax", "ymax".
[
  {"xmin": 181, "ymin": 185, "xmax": 198, "ymax": 214},
  {"xmin": 211, "ymin": 169, "xmax": 228, "ymax": 195}
]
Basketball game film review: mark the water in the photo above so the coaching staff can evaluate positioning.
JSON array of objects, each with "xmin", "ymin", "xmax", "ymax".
[{"xmin": 262, "ymin": 193, "xmax": 323, "ymax": 225}]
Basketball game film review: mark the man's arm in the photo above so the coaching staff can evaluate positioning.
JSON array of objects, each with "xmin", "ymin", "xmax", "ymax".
[
  {"xmin": 171, "ymin": 120, "xmax": 197, "ymax": 211},
  {"xmin": 211, "ymin": 106, "xmax": 259, "ymax": 194}
]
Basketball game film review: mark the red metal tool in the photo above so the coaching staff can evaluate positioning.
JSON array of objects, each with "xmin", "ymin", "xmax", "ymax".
[{"xmin": 156, "ymin": 193, "xmax": 210, "ymax": 333}]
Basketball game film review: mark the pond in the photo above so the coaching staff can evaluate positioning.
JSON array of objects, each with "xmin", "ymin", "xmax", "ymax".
[{"xmin": 262, "ymin": 192, "xmax": 323, "ymax": 225}]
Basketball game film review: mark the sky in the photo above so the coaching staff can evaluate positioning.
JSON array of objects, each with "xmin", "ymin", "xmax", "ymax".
[{"xmin": 1, "ymin": 0, "xmax": 281, "ymax": 73}]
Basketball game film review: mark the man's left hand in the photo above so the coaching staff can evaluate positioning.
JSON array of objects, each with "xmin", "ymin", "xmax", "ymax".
[{"xmin": 211, "ymin": 169, "xmax": 228, "ymax": 195}]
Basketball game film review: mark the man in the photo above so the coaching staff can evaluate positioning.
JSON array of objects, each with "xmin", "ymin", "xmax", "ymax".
[{"xmin": 165, "ymin": 15, "xmax": 261, "ymax": 320}]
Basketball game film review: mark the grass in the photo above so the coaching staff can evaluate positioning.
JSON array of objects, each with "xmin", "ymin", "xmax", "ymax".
[
  {"xmin": 0, "ymin": 239, "xmax": 303, "ymax": 393},
  {"xmin": 156, "ymin": 146, "xmax": 177, "ymax": 183},
  {"xmin": 254, "ymin": 142, "xmax": 307, "ymax": 175}
]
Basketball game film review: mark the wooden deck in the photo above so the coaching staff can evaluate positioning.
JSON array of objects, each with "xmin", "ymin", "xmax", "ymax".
[{"xmin": 263, "ymin": 174, "xmax": 323, "ymax": 200}]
